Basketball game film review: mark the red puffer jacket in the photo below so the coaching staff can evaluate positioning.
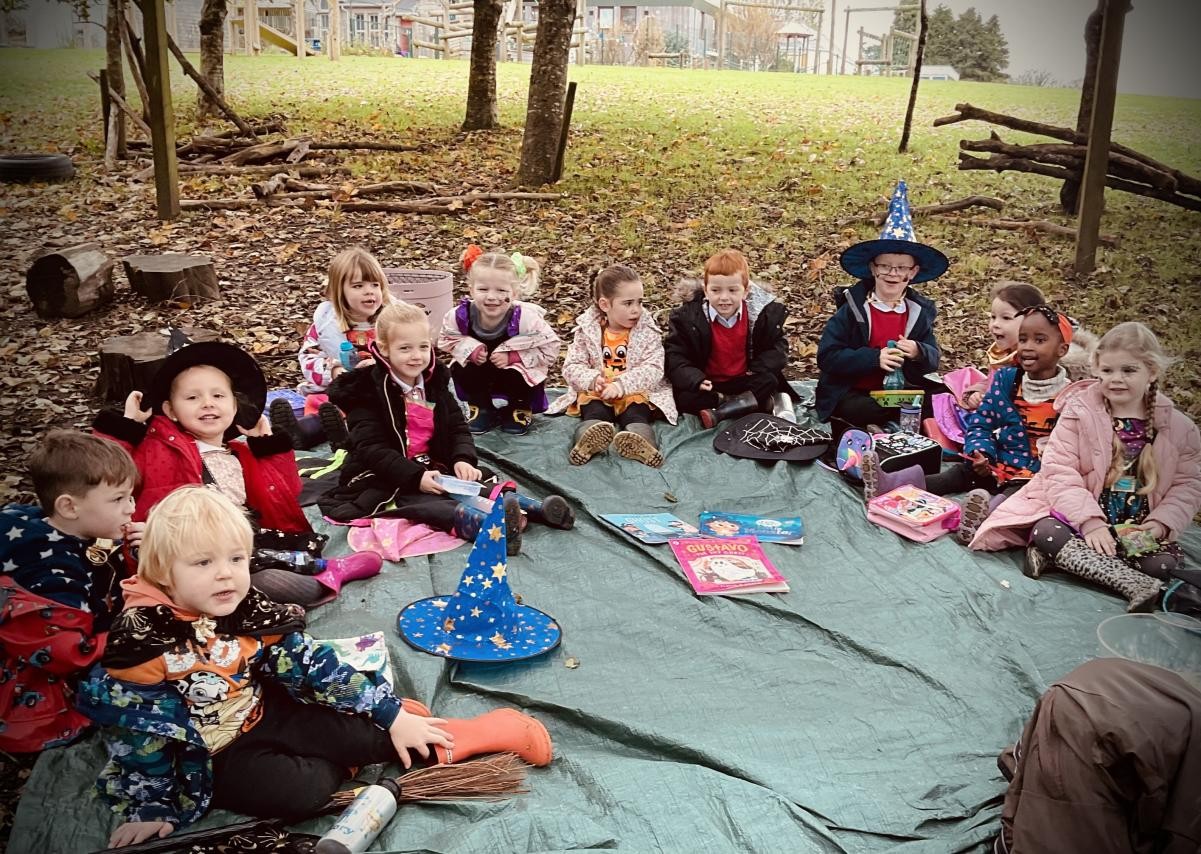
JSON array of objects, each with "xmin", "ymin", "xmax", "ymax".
[{"xmin": 94, "ymin": 411, "xmax": 310, "ymax": 534}]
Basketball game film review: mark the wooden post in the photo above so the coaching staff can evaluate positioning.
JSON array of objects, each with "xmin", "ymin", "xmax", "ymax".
[
  {"xmin": 856, "ymin": 27, "xmax": 863, "ymax": 74},
  {"xmin": 551, "ymin": 80, "xmax": 577, "ymax": 182},
  {"xmin": 141, "ymin": 0, "xmax": 180, "ymax": 220},
  {"xmin": 812, "ymin": 11, "xmax": 822, "ymax": 74},
  {"xmin": 826, "ymin": 0, "xmax": 836, "ymax": 74},
  {"xmin": 574, "ymin": 0, "xmax": 585, "ymax": 64},
  {"xmin": 247, "ymin": 0, "xmax": 262, "ymax": 53},
  {"xmin": 1074, "ymin": 0, "xmax": 1128, "ymax": 274},
  {"xmin": 329, "ymin": 0, "xmax": 341, "ymax": 59},
  {"xmin": 715, "ymin": 0, "xmax": 724, "ymax": 69},
  {"xmin": 841, "ymin": 5, "xmax": 850, "ymax": 74},
  {"xmin": 98, "ymin": 68, "xmax": 113, "ymax": 148},
  {"xmin": 295, "ymin": 0, "xmax": 306, "ymax": 56}
]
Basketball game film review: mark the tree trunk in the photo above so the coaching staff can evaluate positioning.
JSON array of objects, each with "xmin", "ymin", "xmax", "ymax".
[
  {"xmin": 105, "ymin": 0, "xmax": 127, "ymax": 158},
  {"xmin": 898, "ymin": 0, "xmax": 926, "ymax": 153},
  {"xmin": 516, "ymin": 0, "xmax": 574, "ymax": 187},
  {"xmin": 1061, "ymin": 0, "xmax": 1104, "ymax": 214},
  {"xmin": 198, "ymin": 0, "xmax": 228, "ymax": 121},
  {"xmin": 463, "ymin": 0, "xmax": 504, "ymax": 130}
]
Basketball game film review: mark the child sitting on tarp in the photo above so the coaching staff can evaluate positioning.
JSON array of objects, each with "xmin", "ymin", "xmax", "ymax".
[
  {"xmin": 664, "ymin": 249, "xmax": 794, "ymax": 428},
  {"xmin": 815, "ymin": 181, "xmax": 947, "ymax": 439},
  {"xmin": 319, "ymin": 302, "xmax": 574, "ymax": 555},
  {"xmin": 94, "ymin": 337, "xmax": 380, "ymax": 608},
  {"xmin": 80, "ymin": 486, "xmax": 553, "ymax": 849},
  {"xmin": 862, "ymin": 305, "xmax": 1075, "ymax": 546},
  {"xmin": 0, "ymin": 431, "xmax": 139, "ymax": 754}
]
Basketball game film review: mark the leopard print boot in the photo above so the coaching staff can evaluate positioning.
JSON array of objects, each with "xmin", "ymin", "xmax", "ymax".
[{"xmin": 1053, "ymin": 537, "xmax": 1162, "ymax": 612}]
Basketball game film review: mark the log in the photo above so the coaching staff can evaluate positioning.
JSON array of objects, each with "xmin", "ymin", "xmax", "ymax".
[
  {"xmin": 122, "ymin": 254, "xmax": 221, "ymax": 303},
  {"xmin": 284, "ymin": 137, "xmax": 310, "ymax": 164},
  {"xmin": 94, "ymin": 327, "xmax": 220, "ymax": 402},
  {"xmin": 940, "ymin": 215, "xmax": 1118, "ymax": 247},
  {"xmin": 959, "ymin": 134, "xmax": 1178, "ymax": 192},
  {"xmin": 132, "ymin": 162, "xmax": 347, "ymax": 181},
  {"xmin": 25, "ymin": 243, "xmax": 116, "ymax": 318},
  {"xmin": 88, "ymin": 71, "xmax": 153, "ymax": 138},
  {"xmin": 251, "ymin": 172, "xmax": 291, "ymax": 198},
  {"xmin": 841, "ymin": 194, "xmax": 1003, "ymax": 226},
  {"xmin": 956, "ymin": 152, "xmax": 1201, "ymax": 212},
  {"xmin": 309, "ymin": 140, "xmax": 424, "ymax": 152},
  {"xmin": 120, "ymin": 15, "xmax": 152, "ymax": 126},
  {"xmin": 180, "ymin": 191, "xmax": 559, "ymax": 213},
  {"xmin": 933, "ymin": 102, "xmax": 1201, "ymax": 197},
  {"xmin": 252, "ymin": 177, "xmax": 439, "ymax": 199},
  {"xmin": 165, "ymin": 34, "xmax": 258, "ymax": 140},
  {"xmin": 220, "ymin": 138, "xmax": 301, "ymax": 165}
]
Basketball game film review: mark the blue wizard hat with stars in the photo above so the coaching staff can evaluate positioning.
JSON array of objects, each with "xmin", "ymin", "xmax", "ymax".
[
  {"xmin": 396, "ymin": 500, "xmax": 561, "ymax": 662},
  {"xmin": 840, "ymin": 180, "xmax": 949, "ymax": 284}
]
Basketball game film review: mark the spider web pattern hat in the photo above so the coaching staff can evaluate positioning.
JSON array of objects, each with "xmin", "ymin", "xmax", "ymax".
[
  {"xmin": 713, "ymin": 415, "xmax": 830, "ymax": 462},
  {"xmin": 840, "ymin": 180, "xmax": 949, "ymax": 284},
  {"xmin": 397, "ymin": 500, "xmax": 561, "ymax": 662}
]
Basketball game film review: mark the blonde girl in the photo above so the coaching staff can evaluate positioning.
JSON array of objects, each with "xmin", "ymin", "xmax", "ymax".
[
  {"xmin": 547, "ymin": 264, "xmax": 676, "ymax": 468},
  {"xmin": 436, "ymin": 246, "xmax": 560, "ymax": 436}
]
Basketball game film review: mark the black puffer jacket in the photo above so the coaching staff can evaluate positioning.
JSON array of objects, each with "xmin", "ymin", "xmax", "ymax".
[{"xmin": 318, "ymin": 360, "xmax": 477, "ymax": 521}]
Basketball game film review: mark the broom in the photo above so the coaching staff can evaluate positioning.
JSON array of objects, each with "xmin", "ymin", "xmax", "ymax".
[{"xmin": 323, "ymin": 752, "xmax": 530, "ymax": 810}]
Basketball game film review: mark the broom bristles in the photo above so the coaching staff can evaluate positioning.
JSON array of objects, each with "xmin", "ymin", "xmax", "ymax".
[{"xmin": 328, "ymin": 753, "xmax": 530, "ymax": 808}]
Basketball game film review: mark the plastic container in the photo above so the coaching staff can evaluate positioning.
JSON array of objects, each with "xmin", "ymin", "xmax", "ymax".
[
  {"xmin": 1096, "ymin": 612, "xmax": 1201, "ymax": 688},
  {"xmin": 385, "ymin": 268, "xmax": 455, "ymax": 333},
  {"xmin": 436, "ymin": 475, "xmax": 484, "ymax": 497},
  {"xmin": 898, "ymin": 400, "xmax": 921, "ymax": 434},
  {"xmin": 316, "ymin": 778, "xmax": 401, "ymax": 854},
  {"xmin": 882, "ymin": 340, "xmax": 905, "ymax": 390}
]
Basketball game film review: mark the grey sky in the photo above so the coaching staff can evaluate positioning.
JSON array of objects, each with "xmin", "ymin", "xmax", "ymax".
[{"xmin": 849, "ymin": 0, "xmax": 1201, "ymax": 99}]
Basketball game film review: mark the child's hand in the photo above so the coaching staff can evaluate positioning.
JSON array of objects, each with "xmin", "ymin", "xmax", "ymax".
[
  {"xmin": 489, "ymin": 350, "xmax": 509, "ymax": 368},
  {"xmin": 1129, "ymin": 520, "xmax": 1167, "ymax": 541},
  {"xmin": 878, "ymin": 348, "xmax": 904, "ymax": 372},
  {"xmin": 123, "ymin": 391, "xmax": 152, "ymax": 423},
  {"xmin": 592, "ymin": 375, "xmax": 606, "ymax": 393},
  {"xmin": 470, "ymin": 345, "xmax": 487, "ymax": 365},
  {"xmin": 387, "ymin": 710, "xmax": 453, "ymax": 770},
  {"xmin": 966, "ymin": 451, "xmax": 991, "ymax": 476},
  {"xmin": 419, "ymin": 470, "xmax": 446, "ymax": 495},
  {"xmin": 600, "ymin": 382, "xmax": 622, "ymax": 401},
  {"xmin": 895, "ymin": 338, "xmax": 919, "ymax": 359},
  {"xmin": 122, "ymin": 522, "xmax": 145, "ymax": 549},
  {"xmin": 237, "ymin": 415, "xmax": 272, "ymax": 438},
  {"xmin": 453, "ymin": 461, "xmax": 482, "ymax": 482},
  {"xmin": 1084, "ymin": 527, "xmax": 1117, "ymax": 557},
  {"xmin": 699, "ymin": 379, "xmax": 713, "ymax": 392},
  {"xmin": 109, "ymin": 820, "xmax": 173, "ymax": 848},
  {"xmin": 961, "ymin": 389, "xmax": 983, "ymax": 410}
]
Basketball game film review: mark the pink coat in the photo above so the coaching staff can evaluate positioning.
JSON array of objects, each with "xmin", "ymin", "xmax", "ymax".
[{"xmin": 970, "ymin": 380, "xmax": 1201, "ymax": 551}]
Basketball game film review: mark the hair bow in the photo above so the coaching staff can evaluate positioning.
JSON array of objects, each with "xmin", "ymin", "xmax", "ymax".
[
  {"xmin": 509, "ymin": 252, "xmax": 526, "ymax": 278},
  {"xmin": 460, "ymin": 244, "xmax": 484, "ymax": 272}
]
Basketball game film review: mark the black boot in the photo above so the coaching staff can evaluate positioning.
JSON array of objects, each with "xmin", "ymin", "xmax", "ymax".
[
  {"xmin": 270, "ymin": 399, "xmax": 324, "ymax": 451},
  {"xmin": 511, "ymin": 493, "xmax": 575, "ymax": 530},
  {"xmin": 501, "ymin": 494, "xmax": 523, "ymax": 556},
  {"xmin": 318, "ymin": 402, "xmax": 350, "ymax": 451},
  {"xmin": 699, "ymin": 390, "xmax": 759, "ymax": 429}
]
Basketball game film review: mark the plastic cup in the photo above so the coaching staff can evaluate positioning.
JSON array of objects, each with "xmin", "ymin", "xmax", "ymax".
[{"xmin": 1096, "ymin": 612, "xmax": 1201, "ymax": 688}]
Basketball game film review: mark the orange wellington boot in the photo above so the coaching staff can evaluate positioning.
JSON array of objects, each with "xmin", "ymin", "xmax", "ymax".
[
  {"xmin": 401, "ymin": 698, "xmax": 432, "ymax": 717},
  {"xmin": 434, "ymin": 708, "xmax": 553, "ymax": 767}
]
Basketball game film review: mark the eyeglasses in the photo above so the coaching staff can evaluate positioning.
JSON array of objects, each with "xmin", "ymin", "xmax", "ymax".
[{"xmin": 871, "ymin": 263, "xmax": 916, "ymax": 275}]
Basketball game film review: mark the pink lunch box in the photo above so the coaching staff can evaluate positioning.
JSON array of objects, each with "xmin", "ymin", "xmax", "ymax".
[{"xmin": 866, "ymin": 485, "xmax": 962, "ymax": 542}]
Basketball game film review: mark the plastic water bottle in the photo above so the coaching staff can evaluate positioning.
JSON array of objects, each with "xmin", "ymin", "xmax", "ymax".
[
  {"xmin": 882, "ymin": 340, "xmax": 905, "ymax": 390},
  {"xmin": 315, "ymin": 779, "xmax": 401, "ymax": 854},
  {"xmin": 339, "ymin": 341, "xmax": 358, "ymax": 371},
  {"xmin": 255, "ymin": 549, "xmax": 321, "ymax": 576},
  {"xmin": 899, "ymin": 397, "xmax": 922, "ymax": 434}
]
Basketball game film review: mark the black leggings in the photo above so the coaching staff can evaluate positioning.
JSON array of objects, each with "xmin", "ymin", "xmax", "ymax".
[
  {"xmin": 211, "ymin": 686, "xmax": 398, "ymax": 820},
  {"xmin": 1030, "ymin": 517, "xmax": 1181, "ymax": 580},
  {"xmin": 673, "ymin": 374, "xmax": 783, "ymax": 415},
  {"xmin": 579, "ymin": 400, "xmax": 653, "ymax": 429},
  {"xmin": 451, "ymin": 361, "xmax": 542, "ymax": 409}
]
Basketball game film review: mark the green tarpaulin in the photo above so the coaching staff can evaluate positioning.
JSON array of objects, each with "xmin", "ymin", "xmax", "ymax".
[{"xmin": 12, "ymin": 396, "xmax": 1199, "ymax": 853}]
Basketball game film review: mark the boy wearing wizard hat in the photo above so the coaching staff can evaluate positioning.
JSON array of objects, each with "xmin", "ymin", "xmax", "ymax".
[{"xmin": 815, "ymin": 180, "xmax": 949, "ymax": 437}]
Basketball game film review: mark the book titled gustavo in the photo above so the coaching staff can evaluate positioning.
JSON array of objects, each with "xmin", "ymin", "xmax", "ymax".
[{"xmin": 668, "ymin": 536, "xmax": 790, "ymax": 596}]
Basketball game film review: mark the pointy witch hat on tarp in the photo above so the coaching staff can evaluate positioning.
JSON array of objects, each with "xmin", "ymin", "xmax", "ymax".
[
  {"xmin": 840, "ymin": 180, "xmax": 949, "ymax": 284},
  {"xmin": 397, "ymin": 500, "xmax": 561, "ymax": 662}
]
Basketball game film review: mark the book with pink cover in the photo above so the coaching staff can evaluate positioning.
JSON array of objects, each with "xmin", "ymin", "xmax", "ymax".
[{"xmin": 668, "ymin": 536, "xmax": 790, "ymax": 596}]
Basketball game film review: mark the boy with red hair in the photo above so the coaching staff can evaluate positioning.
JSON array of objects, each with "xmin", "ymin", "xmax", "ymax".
[{"xmin": 665, "ymin": 249, "xmax": 794, "ymax": 428}]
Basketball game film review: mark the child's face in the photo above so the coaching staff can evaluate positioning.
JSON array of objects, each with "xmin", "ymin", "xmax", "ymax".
[
  {"xmin": 598, "ymin": 278, "xmax": 644, "ymax": 331},
  {"xmin": 383, "ymin": 321, "xmax": 432, "ymax": 385},
  {"xmin": 163, "ymin": 365, "xmax": 237, "ymax": 446},
  {"xmin": 988, "ymin": 297, "xmax": 1023, "ymax": 349},
  {"xmin": 1096, "ymin": 349, "xmax": 1156, "ymax": 411},
  {"xmin": 869, "ymin": 253, "xmax": 918, "ymax": 302},
  {"xmin": 1016, "ymin": 312, "xmax": 1069, "ymax": 380},
  {"xmin": 470, "ymin": 267, "xmax": 517, "ymax": 322},
  {"xmin": 59, "ymin": 478, "xmax": 136, "ymax": 540},
  {"xmin": 704, "ymin": 273, "xmax": 747, "ymax": 318},
  {"xmin": 166, "ymin": 540, "xmax": 252, "ymax": 617},
  {"xmin": 344, "ymin": 273, "xmax": 384, "ymax": 322}
]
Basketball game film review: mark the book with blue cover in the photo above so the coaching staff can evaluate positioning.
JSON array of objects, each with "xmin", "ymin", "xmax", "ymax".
[
  {"xmin": 697, "ymin": 511, "xmax": 805, "ymax": 546},
  {"xmin": 601, "ymin": 513, "xmax": 700, "ymax": 544}
]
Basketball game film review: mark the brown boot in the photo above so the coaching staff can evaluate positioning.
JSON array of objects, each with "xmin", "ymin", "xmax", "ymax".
[
  {"xmin": 613, "ymin": 422, "xmax": 663, "ymax": 468},
  {"xmin": 434, "ymin": 708, "xmax": 553, "ymax": 767},
  {"xmin": 569, "ymin": 420, "xmax": 615, "ymax": 465}
]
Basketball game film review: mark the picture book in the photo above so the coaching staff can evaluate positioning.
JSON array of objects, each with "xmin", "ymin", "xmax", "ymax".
[
  {"xmin": 668, "ymin": 536, "xmax": 790, "ymax": 596},
  {"xmin": 601, "ymin": 513, "xmax": 700, "ymax": 544},
  {"xmin": 697, "ymin": 511, "xmax": 804, "ymax": 545}
]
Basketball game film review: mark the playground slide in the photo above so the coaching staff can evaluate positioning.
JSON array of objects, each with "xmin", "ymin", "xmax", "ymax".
[{"xmin": 229, "ymin": 17, "xmax": 318, "ymax": 55}]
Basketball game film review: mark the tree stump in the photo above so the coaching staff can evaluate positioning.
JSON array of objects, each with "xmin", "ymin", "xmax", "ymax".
[
  {"xmin": 25, "ymin": 243, "xmax": 116, "ymax": 318},
  {"xmin": 94, "ymin": 327, "xmax": 220, "ymax": 402},
  {"xmin": 122, "ymin": 254, "xmax": 220, "ymax": 304}
]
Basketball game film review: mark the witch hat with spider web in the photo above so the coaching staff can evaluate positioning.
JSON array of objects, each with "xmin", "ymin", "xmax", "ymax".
[{"xmin": 713, "ymin": 414, "xmax": 830, "ymax": 462}]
